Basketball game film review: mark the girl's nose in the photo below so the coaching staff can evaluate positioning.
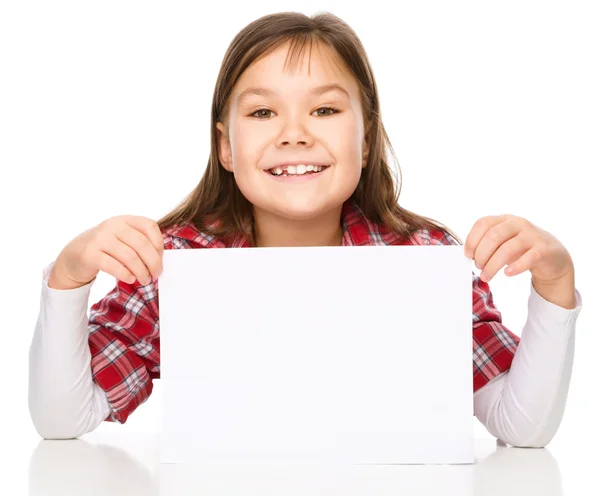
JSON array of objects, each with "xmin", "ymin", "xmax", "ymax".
[{"xmin": 277, "ymin": 121, "xmax": 313, "ymax": 147}]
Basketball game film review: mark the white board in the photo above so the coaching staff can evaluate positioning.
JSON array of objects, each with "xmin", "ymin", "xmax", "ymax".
[{"xmin": 158, "ymin": 245, "xmax": 474, "ymax": 465}]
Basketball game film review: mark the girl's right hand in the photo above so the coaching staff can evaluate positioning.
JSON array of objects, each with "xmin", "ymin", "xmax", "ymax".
[{"xmin": 48, "ymin": 215, "xmax": 165, "ymax": 290}]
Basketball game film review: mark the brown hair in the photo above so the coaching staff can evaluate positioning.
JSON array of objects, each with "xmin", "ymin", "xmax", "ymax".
[{"xmin": 156, "ymin": 11, "xmax": 462, "ymax": 245}]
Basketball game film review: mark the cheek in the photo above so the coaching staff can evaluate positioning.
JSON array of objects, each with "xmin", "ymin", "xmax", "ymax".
[
  {"xmin": 228, "ymin": 123, "xmax": 267, "ymax": 201},
  {"xmin": 329, "ymin": 117, "xmax": 363, "ymax": 159},
  {"xmin": 230, "ymin": 121, "xmax": 267, "ymax": 170}
]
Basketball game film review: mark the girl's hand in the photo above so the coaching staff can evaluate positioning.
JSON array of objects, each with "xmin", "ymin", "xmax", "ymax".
[
  {"xmin": 48, "ymin": 215, "xmax": 164, "ymax": 290},
  {"xmin": 463, "ymin": 214, "xmax": 574, "ymax": 285}
]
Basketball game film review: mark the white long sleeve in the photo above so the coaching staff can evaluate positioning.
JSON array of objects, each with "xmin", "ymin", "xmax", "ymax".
[
  {"xmin": 29, "ymin": 261, "xmax": 583, "ymax": 445},
  {"xmin": 28, "ymin": 260, "xmax": 111, "ymax": 439},
  {"xmin": 473, "ymin": 278, "xmax": 583, "ymax": 447}
]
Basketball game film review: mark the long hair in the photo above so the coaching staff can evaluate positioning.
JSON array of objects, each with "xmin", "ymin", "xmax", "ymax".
[{"xmin": 156, "ymin": 11, "xmax": 462, "ymax": 245}]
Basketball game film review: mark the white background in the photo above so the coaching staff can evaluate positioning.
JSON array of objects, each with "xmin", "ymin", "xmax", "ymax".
[{"xmin": 1, "ymin": 0, "xmax": 598, "ymax": 492}]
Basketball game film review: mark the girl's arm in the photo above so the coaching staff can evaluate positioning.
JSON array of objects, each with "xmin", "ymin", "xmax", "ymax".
[
  {"xmin": 473, "ymin": 277, "xmax": 583, "ymax": 447},
  {"xmin": 29, "ymin": 261, "xmax": 111, "ymax": 439},
  {"xmin": 29, "ymin": 253, "xmax": 161, "ymax": 438}
]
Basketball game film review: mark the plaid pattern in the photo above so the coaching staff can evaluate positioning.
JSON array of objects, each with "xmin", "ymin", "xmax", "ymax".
[{"xmin": 88, "ymin": 200, "xmax": 520, "ymax": 423}]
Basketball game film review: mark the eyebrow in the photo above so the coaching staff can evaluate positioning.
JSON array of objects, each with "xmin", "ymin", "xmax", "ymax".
[{"xmin": 236, "ymin": 83, "xmax": 350, "ymax": 104}]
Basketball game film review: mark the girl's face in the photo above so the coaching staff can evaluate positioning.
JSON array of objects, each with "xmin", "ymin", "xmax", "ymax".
[{"xmin": 216, "ymin": 41, "xmax": 368, "ymax": 222}]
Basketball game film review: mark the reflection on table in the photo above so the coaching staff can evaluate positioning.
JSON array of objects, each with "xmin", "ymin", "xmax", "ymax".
[{"xmin": 28, "ymin": 436, "xmax": 563, "ymax": 496}]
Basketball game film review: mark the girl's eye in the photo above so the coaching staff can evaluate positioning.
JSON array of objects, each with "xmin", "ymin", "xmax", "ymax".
[
  {"xmin": 249, "ymin": 107, "xmax": 339, "ymax": 119},
  {"xmin": 313, "ymin": 106, "xmax": 338, "ymax": 117},
  {"xmin": 251, "ymin": 109, "xmax": 274, "ymax": 119}
]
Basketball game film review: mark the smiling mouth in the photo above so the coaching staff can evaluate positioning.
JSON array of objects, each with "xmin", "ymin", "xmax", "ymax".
[{"xmin": 266, "ymin": 164, "xmax": 330, "ymax": 177}]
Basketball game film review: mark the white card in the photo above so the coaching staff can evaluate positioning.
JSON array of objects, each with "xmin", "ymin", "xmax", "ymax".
[{"xmin": 157, "ymin": 245, "xmax": 474, "ymax": 465}]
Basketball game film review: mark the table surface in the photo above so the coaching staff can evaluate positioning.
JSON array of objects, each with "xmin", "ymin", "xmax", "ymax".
[{"xmin": 18, "ymin": 424, "xmax": 594, "ymax": 495}]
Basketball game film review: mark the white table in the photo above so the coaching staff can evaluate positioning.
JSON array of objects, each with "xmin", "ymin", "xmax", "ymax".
[{"xmin": 22, "ymin": 424, "xmax": 590, "ymax": 495}]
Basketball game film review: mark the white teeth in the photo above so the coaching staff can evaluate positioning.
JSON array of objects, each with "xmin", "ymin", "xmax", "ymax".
[{"xmin": 268, "ymin": 164, "xmax": 328, "ymax": 175}]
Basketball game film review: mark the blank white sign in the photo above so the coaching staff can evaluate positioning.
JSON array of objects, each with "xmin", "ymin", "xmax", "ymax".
[{"xmin": 157, "ymin": 245, "xmax": 474, "ymax": 465}]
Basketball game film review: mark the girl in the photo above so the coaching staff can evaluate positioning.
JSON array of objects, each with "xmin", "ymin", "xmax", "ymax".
[{"xmin": 29, "ymin": 11, "xmax": 582, "ymax": 447}]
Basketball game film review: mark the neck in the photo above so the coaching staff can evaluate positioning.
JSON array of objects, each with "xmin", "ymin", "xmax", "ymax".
[{"xmin": 253, "ymin": 205, "xmax": 344, "ymax": 247}]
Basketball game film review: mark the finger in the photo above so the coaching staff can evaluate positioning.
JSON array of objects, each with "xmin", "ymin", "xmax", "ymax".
[
  {"xmin": 103, "ymin": 237, "xmax": 153, "ymax": 286},
  {"xmin": 124, "ymin": 216, "xmax": 164, "ymax": 258},
  {"xmin": 473, "ymin": 220, "xmax": 521, "ymax": 272},
  {"xmin": 464, "ymin": 215, "xmax": 507, "ymax": 258},
  {"xmin": 505, "ymin": 246, "xmax": 543, "ymax": 278},
  {"xmin": 97, "ymin": 251, "xmax": 137, "ymax": 285},
  {"xmin": 479, "ymin": 233, "xmax": 529, "ymax": 282},
  {"xmin": 115, "ymin": 225, "xmax": 163, "ymax": 280}
]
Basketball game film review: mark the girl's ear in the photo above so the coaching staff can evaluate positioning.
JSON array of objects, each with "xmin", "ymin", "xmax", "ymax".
[
  {"xmin": 216, "ymin": 122, "xmax": 233, "ymax": 172},
  {"xmin": 362, "ymin": 128, "xmax": 370, "ymax": 169}
]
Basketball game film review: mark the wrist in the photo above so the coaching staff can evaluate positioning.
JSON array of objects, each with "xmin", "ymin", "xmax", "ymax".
[
  {"xmin": 532, "ymin": 269, "xmax": 577, "ymax": 310},
  {"xmin": 48, "ymin": 264, "xmax": 95, "ymax": 291}
]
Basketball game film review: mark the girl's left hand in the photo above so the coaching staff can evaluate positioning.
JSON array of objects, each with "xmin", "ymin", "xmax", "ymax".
[{"xmin": 463, "ymin": 214, "xmax": 574, "ymax": 284}]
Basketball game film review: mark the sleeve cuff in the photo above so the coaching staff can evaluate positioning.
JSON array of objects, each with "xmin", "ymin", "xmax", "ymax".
[
  {"xmin": 528, "ymin": 277, "xmax": 583, "ymax": 325},
  {"xmin": 42, "ymin": 260, "xmax": 95, "ymax": 302}
]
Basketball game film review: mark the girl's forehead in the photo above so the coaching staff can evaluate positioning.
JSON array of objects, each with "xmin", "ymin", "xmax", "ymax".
[
  {"xmin": 235, "ymin": 41, "xmax": 356, "ymax": 96},
  {"xmin": 263, "ymin": 41, "xmax": 346, "ymax": 75}
]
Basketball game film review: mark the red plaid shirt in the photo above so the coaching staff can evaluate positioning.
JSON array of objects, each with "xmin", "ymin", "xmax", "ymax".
[{"xmin": 88, "ymin": 200, "xmax": 520, "ymax": 424}]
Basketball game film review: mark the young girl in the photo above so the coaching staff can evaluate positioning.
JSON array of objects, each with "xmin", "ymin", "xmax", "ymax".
[{"xmin": 29, "ymin": 11, "xmax": 582, "ymax": 447}]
